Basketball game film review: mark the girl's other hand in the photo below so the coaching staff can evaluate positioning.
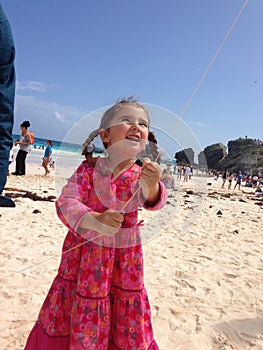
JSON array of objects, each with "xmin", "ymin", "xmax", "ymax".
[{"xmin": 80, "ymin": 210, "xmax": 124, "ymax": 237}]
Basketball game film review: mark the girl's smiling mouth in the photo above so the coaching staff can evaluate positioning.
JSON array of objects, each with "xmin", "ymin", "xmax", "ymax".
[{"xmin": 126, "ymin": 135, "xmax": 140, "ymax": 142}]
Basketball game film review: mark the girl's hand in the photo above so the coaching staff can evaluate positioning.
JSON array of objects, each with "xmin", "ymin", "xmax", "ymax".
[
  {"xmin": 139, "ymin": 158, "xmax": 162, "ymax": 206},
  {"xmin": 79, "ymin": 210, "xmax": 124, "ymax": 236},
  {"xmin": 140, "ymin": 158, "xmax": 162, "ymax": 188}
]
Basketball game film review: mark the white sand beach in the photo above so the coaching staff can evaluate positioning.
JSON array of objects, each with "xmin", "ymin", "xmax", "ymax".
[{"xmin": 1, "ymin": 151, "xmax": 263, "ymax": 350}]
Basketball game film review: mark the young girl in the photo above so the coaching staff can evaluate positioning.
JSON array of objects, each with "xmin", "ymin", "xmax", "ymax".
[
  {"xmin": 24, "ymin": 99, "xmax": 167, "ymax": 350},
  {"xmin": 42, "ymin": 140, "xmax": 53, "ymax": 175}
]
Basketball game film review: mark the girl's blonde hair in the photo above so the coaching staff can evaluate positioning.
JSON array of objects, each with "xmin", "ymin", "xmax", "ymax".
[{"xmin": 82, "ymin": 98, "xmax": 160, "ymax": 165}]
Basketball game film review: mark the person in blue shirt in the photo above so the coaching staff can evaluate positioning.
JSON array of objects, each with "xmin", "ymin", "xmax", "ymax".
[
  {"xmin": 234, "ymin": 170, "xmax": 243, "ymax": 190},
  {"xmin": 0, "ymin": 4, "xmax": 16, "ymax": 207},
  {"xmin": 42, "ymin": 140, "xmax": 53, "ymax": 175}
]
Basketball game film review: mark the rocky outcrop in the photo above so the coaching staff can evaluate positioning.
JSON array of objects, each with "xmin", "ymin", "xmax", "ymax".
[
  {"xmin": 174, "ymin": 148, "xmax": 195, "ymax": 165},
  {"xmin": 219, "ymin": 138, "xmax": 263, "ymax": 176},
  {"xmin": 196, "ymin": 138, "xmax": 263, "ymax": 176},
  {"xmin": 198, "ymin": 143, "xmax": 227, "ymax": 169},
  {"xmin": 176, "ymin": 138, "xmax": 263, "ymax": 176}
]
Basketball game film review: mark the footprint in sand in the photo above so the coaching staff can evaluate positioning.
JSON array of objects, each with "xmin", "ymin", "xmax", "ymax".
[
  {"xmin": 176, "ymin": 279, "xmax": 196, "ymax": 291},
  {"xmin": 195, "ymin": 314, "xmax": 202, "ymax": 333},
  {"xmin": 169, "ymin": 308, "xmax": 179, "ymax": 316},
  {"xmin": 216, "ymin": 334, "xmax": 237, "ymax": 350}
]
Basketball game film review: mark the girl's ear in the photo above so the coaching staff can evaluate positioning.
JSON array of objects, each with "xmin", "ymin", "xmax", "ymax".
[{"xmin": 99, "ymin": 129, "xmax": 110, "ymax": 143}]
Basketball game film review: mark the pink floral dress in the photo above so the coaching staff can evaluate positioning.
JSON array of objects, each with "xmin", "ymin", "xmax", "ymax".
[{"xmin": 24, "ymin": 158, "xmax": 167, "ymax": 350}]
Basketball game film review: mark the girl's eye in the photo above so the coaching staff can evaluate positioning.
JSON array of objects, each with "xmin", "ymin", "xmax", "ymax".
[
  {"xmin": 139, "ymin": 122, "xmax": 148, "ymax": 128},
  {"xmin": 121, "ymin": 118, "xmax": 131, "ymax": 123},
  {"xmin": 120, "ymin": 117, "xmax": 148, "ymax": 128}
]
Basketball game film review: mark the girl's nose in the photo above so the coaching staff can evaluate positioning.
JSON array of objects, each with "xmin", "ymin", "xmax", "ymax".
[{"xmin": 130, "ymin": 122, "xmax": 139, "ymax": 129}]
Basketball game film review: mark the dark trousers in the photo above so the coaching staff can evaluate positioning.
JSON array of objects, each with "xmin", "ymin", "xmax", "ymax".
[
  {"xmin": 15, "ymin": 150, "xmax": 28, "ymax": 175},
  {"xmin": 0, "ymin": 5, "xmax": 15, "ymax": 193}
]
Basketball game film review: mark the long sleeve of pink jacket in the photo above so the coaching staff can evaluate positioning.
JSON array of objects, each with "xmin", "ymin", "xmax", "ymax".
[
  {"xmin": 55, "ymin": 161, "xmax": 167, "ymax": 237},
  {"xmin": 55, "ymin": 165, "xmax": 93, "ymax": 234}
]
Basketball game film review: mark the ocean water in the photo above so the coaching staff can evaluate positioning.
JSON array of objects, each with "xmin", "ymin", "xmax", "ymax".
[
  {"xmin": 11, "ymin": 134, "xmax": 105, "ymax": 168},
  {"xmin": 11, "ymin": 134, "xmax": 174, "ymax": 167},
  {"xmin": 12, "ymin": 134, "xmax": 82, "ymax": 153}
]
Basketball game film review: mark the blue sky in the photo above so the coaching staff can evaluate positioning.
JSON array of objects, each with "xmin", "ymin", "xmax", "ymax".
[{"xmin": 2, "ymin": 0, "xmax": 263, "ymax": 156}]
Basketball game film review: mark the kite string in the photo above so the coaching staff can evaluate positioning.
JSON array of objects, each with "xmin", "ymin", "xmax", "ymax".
[
  {"xmin": 67, "ymin": 0, "xmax": 250, "ymax": 246},
  {"xmin": 161, "ymin": 0, "xmax": 250, "ymax": 157},
  {"xmin": 178, "ymin": 0, "xmax": 249, "ymax": 121},
  {"xmin": 1, "ymin": 0, "xmax": 249, "ymax": 281},
  {"xmin": 125, "ymin": 0, "xmax": 249, "ymax": 216}
]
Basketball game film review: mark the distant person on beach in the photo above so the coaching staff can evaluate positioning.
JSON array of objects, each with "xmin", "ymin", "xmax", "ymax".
[
  {"xmin": 255, "ymin": 183, "xmax": 263, "ymax": 195},
  {"xmin": 183, "ymin": 164, "xmax": 191, "ymax": 182},
  {"xmin": 221, "ymin": 169, "xmax": 228, "ymax": 189},
  {"xmin": 162, "ymin": 168, "xmax": 175, "ymax": 189},
  {"xmin": 252, "ymin": 175, "xmax": 258, "ymax": 188},
  {"xmin": 245, "ymin": 175, "xmax": 252, "ymax": 187},
  {"xmin": 228, "ymin": 173, "xmax": 234, "ymax": 189},
  {"xmin": 0, "ymin": 4, "xmax": 16, "ymax": 207},
  {"xmin": 234, "ymin": 170, "xmax": 243, "ymax": 190},
  {"xmin": 177, "ymin": 164, "xmax": 183, "ymax": 180},
  {"xmin": 42, "ymin": 140, "xmax": 52, "ymax": 175},
  {"xmin": 24, "ymin": 98, "xmax": 167, "ymax": 350},
  {"xmin": 8, "ymin": 147, "xmax": 14, "ymax": 176},
  {"xmin": 49, "ymin": 157, "xmax": 55, "ymax": 169},
  {"xmin": 12, "ymin": 120, "xmax": 32, "ymax": 176},
  {"xmin": 189, "ymin": 166, "xmax": 193, "ymax": 180}
]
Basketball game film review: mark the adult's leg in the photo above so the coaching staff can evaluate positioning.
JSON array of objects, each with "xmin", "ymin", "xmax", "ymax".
[
  {"xmin": 20, "ymin": 150, "xmax": 27, "ymax": 175},
  {"xmin": 0, "ymin": 4, "xmax": 16, "ymax": 207},
  {"xmin": 15, "ymin": 150, "xmax": 27, "ymax": 175},
  {"xmin": 14, "ymin": 149, "xmax": 23, "ymax": 174}
]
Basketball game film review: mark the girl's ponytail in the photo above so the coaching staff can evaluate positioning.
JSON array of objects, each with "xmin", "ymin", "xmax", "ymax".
[
  {"xmin": 148, "ymin": 131, "xmax": 161, "ymax": 164},
  {"xmin": 82, "ymin": 128, "xmax": 100, "ymax": 166}
]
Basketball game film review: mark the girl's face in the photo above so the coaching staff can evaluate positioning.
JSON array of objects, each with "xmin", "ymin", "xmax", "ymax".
[{"xmin": 100, "ymin": 105, "xmax": 149, "ymax": 156}]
